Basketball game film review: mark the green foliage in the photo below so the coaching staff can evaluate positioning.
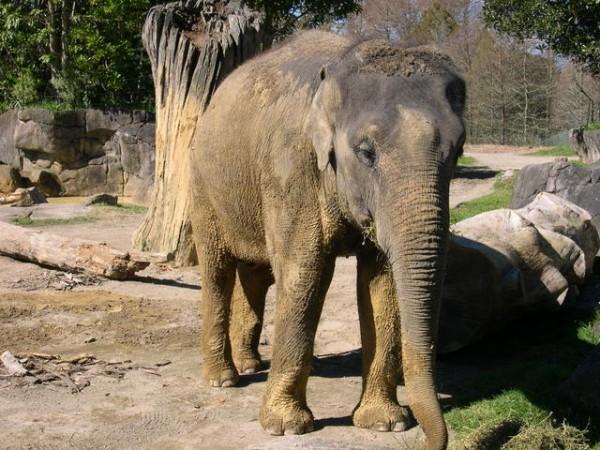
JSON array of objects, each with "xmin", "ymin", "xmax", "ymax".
[
  {"xmin": 483, "ymin": 0, "xmax": 600, "ymax": 74},
  {"xmin": 0, "ymin": 1, "xmax": 360, "ymax": 108},
  {"xmin": 529, "ymin": 145, "xmax": 577, "ymax": 157},
  {"xmin": 450, "ymin": 174, "xmax": 515, "ymax": 224},
  {"xmin": 11, "ymin": 70, "xmax": 41, "ymax": 106},
  {"xmin": 247, "ymin": 0, "xmax": 360, "ymax": 36},
  {"xmin": 413, "ymin": 0, "xmax": 458, "ymax": 44},
  {"xmin": 0, "ymin": 0, "xmax": 162, "ymax": 109}
]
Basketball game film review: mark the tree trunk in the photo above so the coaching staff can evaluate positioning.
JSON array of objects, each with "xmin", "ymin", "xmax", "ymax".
[
  {"xmin": 47, "ymin": 0, "xmax": 62, "ymax": 83},
  {"xmin": 132, "ymin": 0, "xmax": 267, "ymax": 266},
  {"xmin": 0, "ymin": 222, "xmax": 170, "ymax": 280}
]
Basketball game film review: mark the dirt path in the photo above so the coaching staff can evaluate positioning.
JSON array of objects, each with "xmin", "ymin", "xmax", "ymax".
[
  {"xmin": 0, "ymin": 147, "xmax": 571, "ymax": 450},
  {"xmin": 449, "ymin": 149, "xmax": 576, "ymax": 208},
  {"xmin": 465, "ymin": 151, "xmax": 575, "ymax": 172}
]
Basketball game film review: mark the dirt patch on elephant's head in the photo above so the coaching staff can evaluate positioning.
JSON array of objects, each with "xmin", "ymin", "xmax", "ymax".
[{"xmin": 350, "ymin": 39, "xmax": 455, "ymax": 78}]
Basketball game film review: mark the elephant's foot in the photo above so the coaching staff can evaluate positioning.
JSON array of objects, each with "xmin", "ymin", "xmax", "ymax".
[
  {"xmin": 203, "ymin": 365, "xmax": 239, "ymax": 387},
  {"xmin": 353, "ymin": 400, "xmax": 413, "ymax": 432},
  {"xmin": 260, "ymin": 397, "xmax": 314, "ymax": 436},
  {"xmin": 234, "ymin": 355, "xmax": 262, "ymax": 374}
]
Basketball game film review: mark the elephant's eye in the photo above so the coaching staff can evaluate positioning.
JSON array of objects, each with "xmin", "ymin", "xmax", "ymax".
[{"xmin": 354, "ymin": 141, "xmax": 376, "ymax": 167}]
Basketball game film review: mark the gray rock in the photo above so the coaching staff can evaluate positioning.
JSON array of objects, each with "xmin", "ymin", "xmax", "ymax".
[
  {"xmin": 571, "ymin": 128, "xmax": 600, "ymax": 163},
  {"xmin": 10, "ymin": 187, "xmax": 47, "ymax": 207},
  {"xmin": 84, "ymin": 193, "xmax": 118, "ymax": 206},
  {"xmin": 1, "ymin": 107, "xmax": 155, "ymax": 196},
  {"xmin": 511, "ymin": 160, "xmax": 600, "ymax": 231},
  {"xmin": 560, "ymin": 344, "xmax": 600, "ymax": 413},
  {"xmin": 60, "ymin": 165, "xmax": 110, "ymax": 196},
  {"xmin": 85, "ymin": 109, "xmax": 120, "ymax": 135}
]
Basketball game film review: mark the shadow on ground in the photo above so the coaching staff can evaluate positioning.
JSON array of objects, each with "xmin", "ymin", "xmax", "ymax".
[
  {"xmin": 239, "ymin": 280, "xmax": 600, "ymax": 446},
  {"xmin": 454, "ymin": 166, "xmax": 499, "ymax": 180}
]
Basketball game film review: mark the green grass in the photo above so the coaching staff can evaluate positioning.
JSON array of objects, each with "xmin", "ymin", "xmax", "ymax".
[
  {"xmin": 12, "ymin": 216, "xmax": 97, "ymax": 227},
  {"xmin": 91, "ymin": 203, "xmax": 147, "ymax": 214},
  {"xmin": 444, "ymin": 309, "xmax": 600, "ymax": 448},
  {"xmin": 529, "ymin": 145, "xmax": 577, "ymax": 157},
  {"xmin": 450, "ymin": 174, "xmax": 515, "ymax": 225},
  {"xmin": 457, "ymin": 155, "xmax": 478, "ymax": 166},
  {"xmin": 11, "ymin": 203, "xmax": 146, "ymax": 227},
  {"xmin": 582, "ymin": 122, "xmax": 600, "ymax": 131},
  {"xmin": 577, "ymin": 310, "xmax": 600, "ymax": 345}
]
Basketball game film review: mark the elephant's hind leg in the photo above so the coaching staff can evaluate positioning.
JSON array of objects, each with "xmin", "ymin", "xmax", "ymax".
[
  {"xmin": 230, "ymin": 263, "xmax": 274, "ymax": 374},
  {"xmin": 353, "ymin": 246, "xmax": 413, "ymax": 432},
  {"xmin": 196, "ymin": 214, "xmax": 239, "ymax": 388}
]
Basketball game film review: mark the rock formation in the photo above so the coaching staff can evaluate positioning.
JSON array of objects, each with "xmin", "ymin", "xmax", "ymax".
[{"xmin": 0, "ymin": 108, "xmax": 155, "ymax": 201}]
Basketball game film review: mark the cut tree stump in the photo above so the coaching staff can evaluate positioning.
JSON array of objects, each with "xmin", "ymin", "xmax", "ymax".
[
  {"xmin": 0, "ymin": 221, "xmax": 171, "ymax": 280},
  {"xmin": 132, "ymin": 0, "xmax": 268, "ymax": 266}
]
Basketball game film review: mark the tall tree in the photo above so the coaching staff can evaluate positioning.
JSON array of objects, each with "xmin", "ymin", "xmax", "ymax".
[
  {"xmin": 0, "ymin": 0, "xmax": 162, "ymax": 109},
  {"xmin": 483, "ymin": 0, "xmax": 600, "ymax": 74}
]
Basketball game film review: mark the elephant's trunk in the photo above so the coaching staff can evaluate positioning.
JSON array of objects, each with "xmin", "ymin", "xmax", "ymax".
[{"xmin": 378, "ymin": 166, "xmax": 449, "ymax": 450}]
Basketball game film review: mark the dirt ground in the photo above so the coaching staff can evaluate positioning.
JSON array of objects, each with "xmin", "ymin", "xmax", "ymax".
[{"xmin": 0, "ymin": 147, "xmax": 587, "ymax": 450}]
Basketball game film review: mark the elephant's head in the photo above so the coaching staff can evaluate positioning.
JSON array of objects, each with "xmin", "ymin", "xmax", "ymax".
[{"xmin": 306, "ymin": 40, "xmax": 466, "ymax": 450}]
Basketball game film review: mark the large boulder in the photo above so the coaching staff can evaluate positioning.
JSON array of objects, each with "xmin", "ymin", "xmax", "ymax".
[
  {"xmin": 570, "ymin": 128, "xmax": 600, "ymax": 163},
  {"xmin": 441, "ymin": 193, "xmax": 599, "ymax": 353},
  {"xmin": 511, "ymin": 159, "xmax": 600, "ymax": 231}
]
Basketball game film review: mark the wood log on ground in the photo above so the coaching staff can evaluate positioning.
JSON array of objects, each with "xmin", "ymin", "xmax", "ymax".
[
  {"xmin": 439, "ymin": 192, "xmax": 600, "ymax": 353},
  {"xmin": 0, "ymin": 187, "xmax": 47, "ymax": 206},
  {"xmin": 132, "ymin": 0, "xmax": 268, "ymax": 266},
  {"xmin": 0, "ymin": 351, "xmax": 28, "ymax": 376},
  {"xmin": 0, "ymin": 221, "xmax": 170, "ymax": 280}
]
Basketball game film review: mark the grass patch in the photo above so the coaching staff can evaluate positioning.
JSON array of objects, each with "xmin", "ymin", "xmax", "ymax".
[
  {"xmin": 458, "ymin": 155, "xmax": 478, "ymax": 167},
  {"xmin": 529, "ymin": 145, "xmax": 577, "ymax": 157},
  {"xmin": 450, "ymin": 174, "xmax": 515, "ymax": 225},
  {"xmin": 444, "ymin": 308, "xmax": 600, "ymax": 449},
  {"xmin": 582, "ymin": 122, "xmax": 600, "ymax": 131},
  {"xmin": 91, "ymin": 203, "xmax": 147, "ymax": 214},
  {"xmin": 577, "ymin": 310, "xmax": 600, "ymax": 345},
  {"xmin": 13, "ymin": 216, "xmax": 97, "ymax": 227}
]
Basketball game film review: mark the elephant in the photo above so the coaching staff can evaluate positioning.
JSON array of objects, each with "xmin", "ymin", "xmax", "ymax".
[{"xmin": 190, "ymin": 30, "xmax": 465, "ymax": 450}]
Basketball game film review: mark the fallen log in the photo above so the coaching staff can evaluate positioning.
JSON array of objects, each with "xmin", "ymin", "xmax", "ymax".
[
  {"xmin": 440, "ymin": 193, "xmax": 600, "ymax": 353},
  {"xmin": 0, "ymin": 351, "xmax": 28, "ymax": 376},
  {"xmin": 0, "ymin": 221, "xmax": 171, "ymax": 280}
]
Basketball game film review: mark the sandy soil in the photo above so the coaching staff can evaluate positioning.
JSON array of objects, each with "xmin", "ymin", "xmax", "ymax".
[{"xmin": 0, "ymin": 147, "xmax": 574, "ymax": 450}]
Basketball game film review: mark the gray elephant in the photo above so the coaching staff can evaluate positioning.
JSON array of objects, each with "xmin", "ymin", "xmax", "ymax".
[{"xmin": 190, "ymin": 31, "xmax": 465, "ymax": 450}]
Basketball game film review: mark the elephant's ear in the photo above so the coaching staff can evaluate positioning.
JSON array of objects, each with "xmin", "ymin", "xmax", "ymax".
[{"xmin": 305, "ymin": 69, "xmax": 340, "ymax": 171}]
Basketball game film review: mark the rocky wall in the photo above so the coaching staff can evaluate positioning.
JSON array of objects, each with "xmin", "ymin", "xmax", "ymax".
[{"xmin": 0, "ymin": 108, "xmax": 155, "ymax": 199}]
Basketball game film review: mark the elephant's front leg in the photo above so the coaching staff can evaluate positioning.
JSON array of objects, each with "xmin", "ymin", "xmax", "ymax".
[
  {"xmin": 229, "ymin": 263, "xmax": 273, "ymax": 374},
  {"xmin": 259, "ymin": 252, "xmax": 335, "ymax": 436},
  {"xmin": 353, "ymin": 246, "xmax": 413, "ymax": 432}
]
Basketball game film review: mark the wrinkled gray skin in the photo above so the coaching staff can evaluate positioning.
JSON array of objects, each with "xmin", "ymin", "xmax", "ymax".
[{"xmin": 190, "ymin": 31, "xmax": 465, "ymax": 450}]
